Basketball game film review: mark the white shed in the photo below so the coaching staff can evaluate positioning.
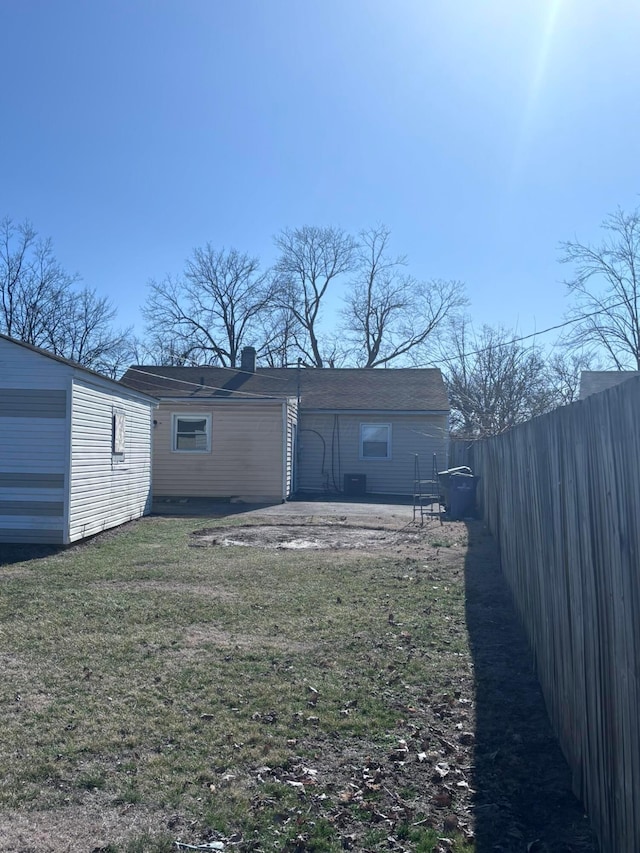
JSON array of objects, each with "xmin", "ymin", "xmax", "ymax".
[{"xmin": 0, "ymin": 334, "xmax": 158, "ymax": 545}]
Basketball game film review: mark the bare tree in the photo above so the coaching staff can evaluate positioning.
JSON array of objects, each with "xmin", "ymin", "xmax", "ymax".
[
  {"xmin": 256, "ymin": 304, "xmax": 303, "ymax": 367},
  {"xmin": 273, "ymin": 225, "xmax": 358, "ymax": 367},
  {"xmin": 143, "ymin": 246, "xmax": 274, "ymax": 367},
  {"xmin": 0, "ymin": 216, "xmax": 132, "ymax": 374},
  {"xmin": 45, "ymin": 288, "xmax": 134, "ymax": 377},
  {"xmin": 545, "ymin": 349, "xmax": 599, "ymax": 407},
  {"xmin": 441, "ymin": 321, "xmax": 555, "ymax": 437},
  {"xmin": 134, "ymin": 333, "xmax": 198, "ymax": 367},
  {"xmin": 560, "ymin": 206, "xmax": 640, "ymax": 369},
  {"xmin": 1, "ymin": 217, "xmax": 78, "ymax": 343},
  {"xmin": 341, "ymin": 225, "xmax": 467, "ymax": 367}
]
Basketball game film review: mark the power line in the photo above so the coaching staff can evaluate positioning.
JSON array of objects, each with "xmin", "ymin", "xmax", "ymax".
[
  {"xmin": 422, "ymin": 297, "xmax": 631, "ymax": 367},
  {"xmin": 132, "ymin": 296, "xmax": 632, "ymax": 383},
  {"xmin": 133, "ymin": 357, "xmax": 295, "ymax": 381},
  {"xmin": 125, "ymin": 366, "xmax": 295, "ymax": 400}
]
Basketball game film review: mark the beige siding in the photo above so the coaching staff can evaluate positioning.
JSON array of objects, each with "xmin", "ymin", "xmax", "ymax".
[
  {"xmin": 297, "ymin": 413, "xmax": 448, "ymax": 495},
  {"xmin": 0, "ymin": 338, "xmax": 70, "ymax": 543},
  {"xmin": 68, "ymin": 380, "xmax": 154, "ymax": 542},
  {"xmin": 152, "ymin": 400, "xmax": 287, "ymax": 501}
]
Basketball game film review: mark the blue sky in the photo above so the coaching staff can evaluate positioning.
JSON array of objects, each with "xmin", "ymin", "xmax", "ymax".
[{"xmin": 2, "ymin": 0, "xmax": 639, "ymax": 352}]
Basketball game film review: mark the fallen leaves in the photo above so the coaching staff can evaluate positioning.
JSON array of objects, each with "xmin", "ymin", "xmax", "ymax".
[{"xmin": 433, "ymin": 760, "xmax": 450, "ymax": 780}]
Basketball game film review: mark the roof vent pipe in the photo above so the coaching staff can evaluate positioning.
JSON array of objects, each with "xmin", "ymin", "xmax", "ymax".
[{"xmin": 240, "ymin": 346, "xmax": 256, "ymax": 373}]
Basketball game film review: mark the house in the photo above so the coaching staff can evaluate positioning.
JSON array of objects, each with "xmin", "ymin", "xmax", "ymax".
[
  {"xmin": 579, "ymin": 370, "xmax": 640, "ymax": 399},
  {"xmin": 120, "ymin": 347, "xmax": 449, "ymax": 503},
  {"xmin": 0, "ymin": 334, "xmax": 157, "ymax": 545}
]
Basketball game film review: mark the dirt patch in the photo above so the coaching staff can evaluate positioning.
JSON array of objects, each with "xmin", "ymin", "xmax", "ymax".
[
  {"xmin": 0, "ymin": 799, "xmax": 175, "ymax": 852},
  {"xmin": 190, "ymin": 520, "xmax": 466, "ymax": 557},
  {"xmin": 180, "ymin": 624, "xmax": 312, "ymax": 653},
  {"xmin": 0, "ymin": 567, "xmax": 33, "ymax": 581},
  {"xmin": 89, "ymin": 580, "xmax": 239, "ymax": 600}
]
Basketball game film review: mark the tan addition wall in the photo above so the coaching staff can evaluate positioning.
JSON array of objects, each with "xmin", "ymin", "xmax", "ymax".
[{"xmin": 152, "ymin": 400, "xmax": 289, "ymax": 501}]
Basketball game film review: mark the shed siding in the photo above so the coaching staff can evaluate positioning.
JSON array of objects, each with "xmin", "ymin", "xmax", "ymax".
[
  {"xmin": 0, "ymin": 418, "xmax": 68, "ymax": 466},
  {"xmin": 0, "ymin": 500, "xmax": 64, "ymax": 515},
  {"xmin": 0, "ymin": 337, "xmax": 70, "ymax": 542},
  {"xmin": 0, "ymin": 527, "xmax": 65, "ymax": 544},
  {"xmin": 0, "ymin": 426, "xmax": 68, "ymax": 540},
  {"xmin": 0, "ymin": 338, "xmax": 71, "ymax": 388},
  {"xmin": 0, "ymin": 336, "xmax": 155, "ymax": 544},
  {"xmin": 152, "ymin": 400, "xmax": 286, "ymax": 500},
  {"xmin": 68, "ymin": 380, "xmax": 153, "ymax": 542},
  {"xmin": 297, "ymin": 413, "xmax": 448, "ymax": 495},
  {"xmin": 0, "ymin": 473, "xmax": 65, "ymax": 488},
  {"xmin": 0, "ymin": 388, "xmax": 67, "ymax": 417}
]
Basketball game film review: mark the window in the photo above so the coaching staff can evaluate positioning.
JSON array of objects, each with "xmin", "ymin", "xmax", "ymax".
[
  {"xmin": 360, "ymin": 423, "xmax": 391, "ymax": 460},
  {"xmin": 112, "ymin": 410, "xmax": 126, "ymax": 455},
  {"xmin": 172, "ymin": 414, "xmax": 211, "ymax": 452}
]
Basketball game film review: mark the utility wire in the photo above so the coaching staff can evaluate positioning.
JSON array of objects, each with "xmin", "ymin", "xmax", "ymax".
[
  {"xmin": 422, "ymin": 298, "xmax": 631, "ymax": 368},
  {"xmin": 130, "ymin": 296, "xmax": 631, "ymax": 388},
  {"xmin": 125, "ymin": 366, "xmax": 296, "ymax": 400}
]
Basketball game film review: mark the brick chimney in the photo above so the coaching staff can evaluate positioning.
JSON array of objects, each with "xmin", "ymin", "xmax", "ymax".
[{"xmin": 240, "ymin": 346, "xmax": 256, "ymax": 373}]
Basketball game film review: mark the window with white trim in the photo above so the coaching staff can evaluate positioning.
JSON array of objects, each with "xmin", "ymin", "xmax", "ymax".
[
  {"xmin": 112, "ymin": 410, "xmax": 126, "ymax": 455},
  {"xmin": 172, "ymin": 414, "xmax": 211, "ymax": 452},
  {"xmin": 360, "ymin": 423, "xmax": 391, "ymax": 460}
]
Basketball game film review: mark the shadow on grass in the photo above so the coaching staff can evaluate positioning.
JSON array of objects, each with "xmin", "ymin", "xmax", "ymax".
[
  {"xmin": 151, "ymin": 493, "xmax": 415, "ymax": 517},
  {"xmin": 0, "ymin": 543, "xmax": 64, "ymax": 566},
  {"xmin": 464, "ymin": 521, "xmax": 599, "ymax": 853}
]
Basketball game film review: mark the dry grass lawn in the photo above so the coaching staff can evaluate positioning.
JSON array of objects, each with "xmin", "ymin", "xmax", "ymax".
[{"xmin": 0, "ymin": 510, "xmax": 597, "ymax": 853}]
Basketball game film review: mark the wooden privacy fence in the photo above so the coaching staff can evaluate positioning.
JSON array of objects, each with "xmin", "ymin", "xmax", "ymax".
[
  {"xmin": 449, "ymin": 436, "xmax": 478, "ymax": 470},
  {"xmin": 473, "ymin": 377, "xmax": 640, "ymax": 852}
]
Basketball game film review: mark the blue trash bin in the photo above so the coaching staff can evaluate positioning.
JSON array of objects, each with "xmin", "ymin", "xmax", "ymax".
[{"xmin": 448, "ymin": 473, "xmax": 479, "ymax": 520}]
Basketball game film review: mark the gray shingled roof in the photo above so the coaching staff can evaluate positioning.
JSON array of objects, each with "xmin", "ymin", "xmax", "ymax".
[{"xmin": 120, "ymin": 365, "xmax": 449, "ymax": 412}]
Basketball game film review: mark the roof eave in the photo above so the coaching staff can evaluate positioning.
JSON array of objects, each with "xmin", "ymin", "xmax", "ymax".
[
  {"xmin": 302, "ymin": 408, "xmax": 450, "ymax": 415},
  {"xmin": 153, "ymin": 395, "xmax": 293, "ymax": 404}
]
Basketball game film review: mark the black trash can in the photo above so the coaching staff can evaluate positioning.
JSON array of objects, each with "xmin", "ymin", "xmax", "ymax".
[
  {"xmin": 437, "ymin": 466, "xmax": 472, "ymax": 512},
  {"xmin": 448, "ymin": 473, "xmax": 479, "ymax": 520}
]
